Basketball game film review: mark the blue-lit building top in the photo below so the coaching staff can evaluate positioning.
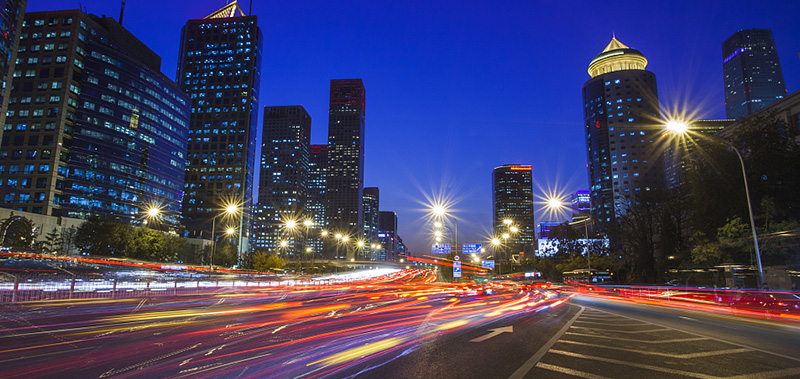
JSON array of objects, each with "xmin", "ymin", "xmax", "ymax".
[
  {"xmin": 571, "ymin": 190, "xmax": 590, "ymax": 222},
  {"xmin": 2, "ymin": 10, "xmax": 189, "ymax": 229},
  {"xmin": 723, "ymin": 29, "xmax": 786, "ymax": 120},
  {"xmin": 537, "ymin": 222, "xmax": 560, "ymax": 240},
  {"xmin": 177, "ymin": 1, "xmax": 262, "ymax": 246}
]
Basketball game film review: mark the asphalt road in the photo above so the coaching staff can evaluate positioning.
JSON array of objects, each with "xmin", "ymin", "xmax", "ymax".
[{"xmin": 2, "ymin": 279, "xmax": 799, "ymax": 379}]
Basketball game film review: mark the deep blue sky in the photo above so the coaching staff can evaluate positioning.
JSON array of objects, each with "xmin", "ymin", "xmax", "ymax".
[{"xmin": 32, "ymin": 0, "xmax": 800, "ymax": 255}]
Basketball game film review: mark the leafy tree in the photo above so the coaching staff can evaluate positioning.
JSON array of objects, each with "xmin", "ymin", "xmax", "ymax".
[{"xmin": 252, "ymin": 251, "xmax": 286, "ymax": 272}]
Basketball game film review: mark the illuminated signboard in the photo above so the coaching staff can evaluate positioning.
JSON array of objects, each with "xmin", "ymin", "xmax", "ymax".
[
  {"xmin": 481, "ymin": 260, "xmax": 495, "ymax": 269},
  {"xmin": 431, "ymin": 244, "xmax": 451, "ymax": 254},
  {"xmin": 462, "ymin": 244, "xmax": 482, "ymax": 255}
]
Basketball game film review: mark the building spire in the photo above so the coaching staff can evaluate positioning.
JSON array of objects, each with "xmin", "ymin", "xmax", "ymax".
[
  {"xmin": 602, "ymin": 35, "xmax": 630, "ymax": 53},
  {"xmin": 204, "ymin": 0, "xmax": 246, "ymax": 19}
]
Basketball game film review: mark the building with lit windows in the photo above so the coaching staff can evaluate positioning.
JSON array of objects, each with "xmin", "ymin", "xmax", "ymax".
[
  {"xmin": 723, "ymin": 29, "xmax": 786, "ymax": 120},
  {"xmin": 177, "ymin": 1, "xmax": 262, "ymax": 257},
  {"xmin": 251, "ymin": 106, "xmax": 310, "ymax": 256},
  {"xmin": 571, "ymin": 190, "xmax": 590, "ymax": 222},
  {"xmin": 0, "ymin": 0, "xmax": 26, "ymax": 138},
  {"xmin": 583, "ymin": 36, "xmax": 662, "ymax": 239},
  {"xmin": 307, "ymin": 144, "xmax": 327, "ymax": 256},
  {"xmin": 378, "ymin": 211, "xmax": 398, "ymax": 261},
  {"xmin": 325, "ymin": 79, "xmax": 365, "ymax": 259},
  {"xmin": 1, "ymin": 10, "xmax": 189, "ymax": 229},
  {"xmin": 492, "ymin": 164, "xmax": 535, "ymax": 254},
  {"xmin": 362, "ymin": 186, "xmax": 379, "ymax": 251}
]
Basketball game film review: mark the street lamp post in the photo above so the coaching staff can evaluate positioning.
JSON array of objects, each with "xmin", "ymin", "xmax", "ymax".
[
  {"xmin": 210, "ymin": 204, "xmax": 239, "ymax": 267},
  {"xmin": 666, "ymin": 121, "xmax": 764, "ymax": 285},
  {"xmin": 433, "ymin": 206, "xmax": 458, "ymax": 257}
]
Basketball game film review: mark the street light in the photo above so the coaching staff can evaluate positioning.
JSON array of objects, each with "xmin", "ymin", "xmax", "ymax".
[
  {"xmin": 210, "ymin": 203, "xmax": 239, "ymax": 267},
  {"xmin": 546, "ymin": 197, "xmax": 592, "ymax": 269},
  {"xmin": 665, "ymin": 120, "xmax": 764, "ymax": 285},
  {"xmin": 432, "ymin": 205, "xmax": 459, "ymax": 257}
]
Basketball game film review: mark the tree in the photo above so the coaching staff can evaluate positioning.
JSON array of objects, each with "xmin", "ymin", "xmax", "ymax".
[
  {"xmin": 252, "ymin": 251, "xmax": 285, "ymax": 272},
  {"xmin": 42, "ymin": 228, "xmax": 60, "ymax": 254},
  {"xmin": 60, "ymin": 227, "xmax": 77, "ymax": 255}
]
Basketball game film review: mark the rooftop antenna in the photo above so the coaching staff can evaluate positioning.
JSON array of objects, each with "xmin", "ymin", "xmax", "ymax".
[
  {"xmin": 119, "ymin": 0, "xmax": 126, "ymax": 25},
  {"xmin": 249, "ymin": 0, "xmax": 253, "ymax": 15}
]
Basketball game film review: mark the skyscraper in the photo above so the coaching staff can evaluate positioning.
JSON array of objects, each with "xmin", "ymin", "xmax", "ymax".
[
  {"xmin": 362, "ymin": 187, "xmax": 379, "ymax": 252},
  {"xmin": 325, "ymin": 79, "xmax": 365, "ymax": 259},
  {"xmin": 177, "ymin": 1, "xmax": 262, "ymax": 259},
  {"xmin": 0, "ymin": 0, "xmax": 26, "ymax": 139},
  {"xmin": 492, "ymin": 164, "xmax": 535, "ymax": 255},
  {"xmin": 378, "ymin": 211, "xmax": 398, "ymax": 261},
  {"xmin": 583, "ymin": 36, "xmax": 662, "ymax": 238},
  {"xmin": 307, "ymin": 144, "xmax": 328, "ymax": 257},
  {"xmin": 252, "ymin": 106, "xmax": 311, "ymax": 256},
  {"xmin": 723, "ymin": 29, "xmax": 786, "ymax": 120},
  {"xmin": 571, "ymin": 190, "xmax": 591, "ymax": 223},
  {"xmin": 2, "ymin": 10, "xmax": 189, "ymax": 228}
]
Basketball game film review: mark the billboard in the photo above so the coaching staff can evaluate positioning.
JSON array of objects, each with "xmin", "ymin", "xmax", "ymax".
[
  {"xmin": 462, "ymin": 244, "xmax": 482, "ymax": 255},
  {"xmin": 431, "ymin": 243, "xmax": 451, "ymax": 254}
]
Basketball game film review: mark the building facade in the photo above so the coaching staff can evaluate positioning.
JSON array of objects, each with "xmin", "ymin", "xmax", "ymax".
[
  {"xmin": 307, "ymin": 144, "xmax": 327, "ymax": 257},
  {"xmin": 252, "ymin": 105, "xmax": 310, "ymax": 256},
  {"xmin": 583, "ymin": 36, "xmax": 662, "ymax": 239},
  {"xmin": 377, "ymin": 210, "xmax": 398, "ymax": 261},
  {"xmin": 325, "ymin": 79, "xmax": 365, "ymax": 258},
  {"xmin": 0, "ymin": 0, "xmax": 25, "ymax": 138},
  {"xmin": 177, "ymin": 1, "xmax": 262, "ymax": 258},
  {"xmin": 362, "ymin": 186, "xmax": 379, "ymax": 251},
  {"xmin": 571, "ymin": 190, "xmax": 591, "ymax": 222},
  {"xmin": 723, "ymin": 29, "xmax": 786, "ymax": 120},
  {"xmin": 1, "ymin": 10, "xmax": 189, "ymax": 230},
  {"xmin": 491, "ymin": 164, "xmax": 535, "ymax": 254}
]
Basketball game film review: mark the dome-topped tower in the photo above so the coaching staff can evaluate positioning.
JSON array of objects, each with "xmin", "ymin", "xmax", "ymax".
[{"xmin": 587, "ymin": 36, "xmax": 648, "ymax": 78}]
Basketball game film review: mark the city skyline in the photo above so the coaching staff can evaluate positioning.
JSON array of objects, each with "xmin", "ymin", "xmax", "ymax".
[{"xmin": 27, "ymin": 0, "xmax": 800, "ymax": 255}]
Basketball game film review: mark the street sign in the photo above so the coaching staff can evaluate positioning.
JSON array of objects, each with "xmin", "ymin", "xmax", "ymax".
[
  {"xmin": 431, "ymin": 243, "xmax": 451, "ymax": 255},
  {"xmin": 481, "ymin": 260, "xmax": 495, "ymax": 269},
  {"xmin": 462, "ymin": 244, "xmax": 482, "ymax": 255},
  {"xmin": 453, "ymin": 261, "xmax": 461, "ymax": 278}
]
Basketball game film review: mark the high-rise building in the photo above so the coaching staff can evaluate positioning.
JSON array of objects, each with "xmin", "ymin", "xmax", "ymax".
[
  {"xmin": 0, "ymin": 0, "xmax": 26, "ymax": 139},
  {"xmin": 583, "ymin": 36, "xmax": 662, "ymax": 238},
  {"xmin": 325, "ymin": 79, "xmax": 365, "ymax": 259},
  {"xmin": 177, "ymin": 1, "xmax": 262, "ymax": 259},
  {"xmin": 307, "ymin": 144, "xmax": 328, "ymax": 257},
  {"xmin": 362, "ymin": 187, "xmax": 379, "ymax": 251},
  {"xmin": 492, "ymin": 164, "xmax": 535, "ymax": 254},
  {"xmin": 571, "ymin": 190, "xmax": 591, "ymax": 222},
  {"xmin": 1, "ymin": 10, "xmax": 189, "ymax": 228},
  {"xmin": 723, "ymin": 29, "xmax": 786, "ymax": 120},
  {"xmin": 252, "ymin": 106, "xmax": 310, "ymax": 256},
  {"xmin": 378, "ymin": 211, "xmax": 398, "ymax": 261}
]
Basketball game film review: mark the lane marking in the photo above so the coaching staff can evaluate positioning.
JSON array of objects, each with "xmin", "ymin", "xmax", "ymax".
[
  {"xmin": 470, "ymin": 326, "xmax": 513, "ymax": 342},
  {"xmin": 535, "ymin": 362, "xmax": 611, "ymax": 379},
  {"xmin": 582, "ymin": 305, "xmax": 800, "ymax": 363},
  {"xmin": 557, "ymin": 340, "xmax": 751, "ymax": 358},
  {"xmin": 507, "ymin": 305, "xmax": 584, "ymax": 379},
  {"xmin": 564, "ymin": 331, "xmax": 709, "ymax": 344},
  {"xmin": 569, "ymin": 325, "xmax": 671, "ymax": 333},
  {"xmin": 549, "ymin": 349, "xmax": 718, "ymax": 379},
  {"xmin": 572, "ymin": 320, "xmax": 650, "ymax": 326},
  {"xmin": 728, "ymin": 367, "xmax": 800, "ymax": 379}
]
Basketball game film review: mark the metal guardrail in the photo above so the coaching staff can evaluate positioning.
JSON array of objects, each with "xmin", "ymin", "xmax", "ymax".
[{"xmin": 0, "ymin": 273, "xmax": 346, "ymax": 303}]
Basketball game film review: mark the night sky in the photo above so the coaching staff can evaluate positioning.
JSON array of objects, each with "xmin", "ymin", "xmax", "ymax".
[{"xmin": 30, "ymin": 0, "xmax": 800, "ymax": 255}]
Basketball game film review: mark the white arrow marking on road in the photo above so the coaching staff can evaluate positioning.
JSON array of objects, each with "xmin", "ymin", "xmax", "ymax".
[{"xmin": 470, "ymin": 326, "xmax": 513, "ymax": 342}]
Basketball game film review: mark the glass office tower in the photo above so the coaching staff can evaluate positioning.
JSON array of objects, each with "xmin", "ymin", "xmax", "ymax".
[
  {"xmin": 492, "ymin": 164, "xmax": 535, "ymax": 255},
  {"xmin": 723, "ymin": 29, "xmax": 786, "ymax": 120},
  {"xmin": 177, "ymin": 1, "xmax": 262, "ymax": 258}
]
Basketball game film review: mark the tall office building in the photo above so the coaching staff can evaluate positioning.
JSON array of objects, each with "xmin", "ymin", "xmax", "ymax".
[
  {"xmin": 362, "ymin": 187, "xmax": 379, "ymax": 251},
  {"xmin": 492, "ymin": 164, "xmax": 535, "ymax": 254},
  {"xmin": 1, "ymin": 10, "xmax": 189, "ymax": 228},
  {"xmin": 583, "ymin": 36, "xmax": 662, "ymax": 238},
  {"xmin": 378, "ymin": 210, "xmax": 398, "ymax": 261},
  {"xmin": 0, "ymin": 0, "xmax": 25, "ymax": 138},
  {"xmin": 723, "ymin": 29, "xmax": 786, "ymax": 120},
  {"xmin": 252, "ymin": 106, "xmax": 310, "ymax": 256},
  {"xmin": 307, "ymin": 144, "xmax": 328, "ymax": 257},
  {"xmin": 177, "ymin": 1, "xmax": 262, "ymax": 258},
  {"xmin": 325, "ymin": 79, "xmax": 365, "ymax": 259}
]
